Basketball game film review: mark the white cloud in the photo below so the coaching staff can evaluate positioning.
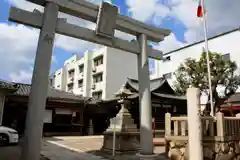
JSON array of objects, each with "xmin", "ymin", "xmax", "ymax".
[
  {"xmin": 154, "ymin": 33, "xmax": 185, "ymax": 52},
  {"xmin": 152, "ymin": 4, "xmax": 171, "ymax": 26},
  {"xmin": 0, "ymin": 23, "xmax": 58, "ymax": 83},
  {"xmin": 170, "ymin": 0, "xmax": 240, "ymax": 43},
  {"xmin": 126, "ymin": 0, "xmax": 240, "ymax": 53},
  {"xmin": 9, "ymin": 69, "xmax": 33, "ymax": 83},
  {"xmin": 126, "ymin": 0, "xmax": 170, "ymax": 22},
  {"xmin": 0, "ymin": 23, "xmax": 37, "ymax": 83}
]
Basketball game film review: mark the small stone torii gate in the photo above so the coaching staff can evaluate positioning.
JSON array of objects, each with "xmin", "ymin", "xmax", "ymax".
[{"xmin": 8, "ymin": 0, "xmax": 171, "ymax": 159}]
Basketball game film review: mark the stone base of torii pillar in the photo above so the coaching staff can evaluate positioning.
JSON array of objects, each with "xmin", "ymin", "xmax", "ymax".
[{"xmin": 101, "ymin": 85, "xmax": 140, "ymax": 154}]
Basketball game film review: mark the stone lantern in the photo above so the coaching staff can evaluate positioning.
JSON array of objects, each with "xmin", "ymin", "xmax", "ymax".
[{"xmin": 101, "ymin": 84, "xmax": 140, "ymax": 153}]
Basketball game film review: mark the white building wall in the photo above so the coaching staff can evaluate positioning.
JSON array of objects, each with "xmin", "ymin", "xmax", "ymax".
[
  {"xmin": 51, "ymin": 46, "xmax": 138, "ymax": 100},
  {"xmin": 73, "ymin": 57, "xmax": 85, "ymax": 95},
  {"xmin": 155, "ymin": 30, "xmax": 240, "ymax": 84},
  {"xmin": 154, "ymin": 29, "xmax": 240, "ymax": 103},
  {"xmin": 52, "ymin": 68, "xmax": 67, "ymax": 91},
  {"xmin": 90, "ymin": 47, "xmax": 107, "ymax": 98}
]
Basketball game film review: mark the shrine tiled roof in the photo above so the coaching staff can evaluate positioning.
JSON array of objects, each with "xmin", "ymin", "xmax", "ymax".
[
  {"xmin": 152, "ymin": 93, "xmax": 186, "ymax": 100},
  {"xmin": 12, "ymin": 83, "xmax": 88, "ymax": 103},
  {"xmin": 123, "ymin": 77, "xmax": 186, "ymax": 101},
  {"xmin": 0, "ymin": 79, "xmax": 19, "ymax": 91},
  {"xmin": 224, "ymin": 93, "xmax": 240, "ymax": 103},
  {"xmin": 0, "ymin": 80, "xmax": 87, "ymax": 103},
  {"xmin": 125, "ymin": 77, "xmax": 175, "ymax": 94}
]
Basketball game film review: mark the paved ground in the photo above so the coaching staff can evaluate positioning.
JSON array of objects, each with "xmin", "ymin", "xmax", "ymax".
[
  {"xmin": 0, "ymin": 136, "xmax": 167, "ymax": 160},
  {"xmin": 0, "ymin": 145, "xmax": 22, "ymax": 160},
  {"xmin": 44, "ymin": 136, "xmax": 167, "ymax": 160},
  {"xmin": 0, "ymin": 144, "xmax": 47, "ymax": 160}
]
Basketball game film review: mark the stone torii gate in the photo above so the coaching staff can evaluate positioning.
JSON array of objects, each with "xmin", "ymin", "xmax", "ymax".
[{"xmin": 8, "ymin": 0, "xmax": 171, "ymax": 159}]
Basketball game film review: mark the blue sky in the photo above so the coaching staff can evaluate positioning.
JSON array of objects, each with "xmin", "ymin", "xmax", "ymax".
[{"xmin": 1, "ymin": 0, "xmax": 240, "ymax": 83}]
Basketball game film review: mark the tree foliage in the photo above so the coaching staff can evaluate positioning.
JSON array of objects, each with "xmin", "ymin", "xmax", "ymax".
[{"xmin": 174, "ymin": 50, "xmax": 240, "ymax": 112}]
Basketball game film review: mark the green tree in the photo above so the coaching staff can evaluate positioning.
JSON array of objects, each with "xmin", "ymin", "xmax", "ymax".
[{"xmin": 174, "ymin": 50, "xmax": 240, "ymax": 113}]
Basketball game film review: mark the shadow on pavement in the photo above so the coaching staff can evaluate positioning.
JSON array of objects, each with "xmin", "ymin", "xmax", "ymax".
[
  {"xmin": 86, "ymin": 149, "xmax": 168, "ymax": 160},
  {"xmin": 0, "ymin": 144, "xmax": 48, "ymax": 160}
]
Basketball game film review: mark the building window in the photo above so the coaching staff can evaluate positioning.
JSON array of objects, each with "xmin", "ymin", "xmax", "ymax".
[
  {"xmin": 49, "ymin": 78, "xmax": 54, "ymax": 86},
  {"xmin": 78, "ymin": 79, "xmax": 83, "ymax": 88},
  {"xmin": 92, "ymin": 91, "xmax": 102, "ymax": 99},
  {"xmin": 94, "ymin": 56, "xmax": 103, "ymax": 67},
  {"xmin": 68, "ymin": 83, "xmax": 74, "ymax": 92},
  {"xmin": 57, "ymin": 72, "xmax": 61, "ymax": 75},
  {"xmin": 163, "ymin": 56, "xmax": 171, "ymax": 62},
  {"xmin": 93, "ymin": 73, "xmax": 103, "ymax": 83},
  {"xmin": 57, "ymin": 85, "xmax": 60, "ymax": 88},
  {"xmin": 222, "ymin": 53, "xmax": 230, "ymax": 61},
  {"xmin": 79, "ymin": 65, "xmax": 84, "ymax": 73},
  {"xmin": 68, "ymin": 69, "xmax": 75, "ymax": 77},
  {"xmin": 163, "ymin": 72, "xmax": 172, "ymax": 79}
]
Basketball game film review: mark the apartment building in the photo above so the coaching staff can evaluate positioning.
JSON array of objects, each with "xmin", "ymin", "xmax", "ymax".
[{"xmin": 50, "ymin": 47, "xmax": 139, "ymax": 100}]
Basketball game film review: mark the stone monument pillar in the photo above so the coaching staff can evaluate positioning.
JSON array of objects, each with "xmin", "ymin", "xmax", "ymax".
[
  {"xmin": 88, "ymin": 119, "xmax": 94, "ymax": 135},
  {"xmin": 101, "ymin": 85, "xmax": 140, "ymax": 153}
]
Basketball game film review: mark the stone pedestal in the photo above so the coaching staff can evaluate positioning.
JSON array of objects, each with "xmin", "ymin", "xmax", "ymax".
[
  {"xmin": 102, "ymin": 131, "xmax": 140, "ymax": 153},
  {"xmin": 136, "ymin": 153, "xmax": 159, "ymax": 160},
  {"xmin": 88, "ymin": 119, "xmax": 94, "ymax": 135},
  {"xmin": 101, "ymin": 89, "xmax": 140, "ymax": 153}
]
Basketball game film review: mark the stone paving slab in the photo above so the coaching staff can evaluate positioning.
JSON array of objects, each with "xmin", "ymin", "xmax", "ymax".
[
  {"xmin": 41, "ymin": 141, "xmax": 108, "ymax": 160},
  {"xmin": 0, "ymin": 136, "xmax": 167, "ymax": 160},
  {"xmin": 43, "ymin": 136, "xmax": 168, "ymax": 160}
]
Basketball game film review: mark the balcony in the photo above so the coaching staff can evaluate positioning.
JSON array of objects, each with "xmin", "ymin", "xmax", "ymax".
[
  {"xmin": 92, "ymin": 63, "xmax": 103, "ymax": 72},
  {"xmin": 67, "ymin": 76, "xmax": 74, "ymax": 84},
  {"xmin": 91, "ymin": 82, "xmax": 104, "ymax": 91},
  {"xmin": 96, "ymin": 64, "xmax": 104, "ymax": 73},
  {"xmin": 80, "ymin": 86, "xmax": 84, "ymax": 92},
  {"xmin": 78, "ymin": 72, "xmax": 84, "ymax": 79}
]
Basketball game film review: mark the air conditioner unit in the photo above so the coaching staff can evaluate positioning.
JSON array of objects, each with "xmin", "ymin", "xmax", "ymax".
[
  {"xmin": 69, "ymin": 77, "xmax": 74, "ymax": 82},
  {"xmin": 79, "ymin": 86, "xmax": 83, "ymax": 91},
  {"xmin": 79, "ymin": 73, "xmax": 84, "ymax": 78},
  {"xmin": 92, "ymin": 67, "xmax": 96, "ymax": 72},
  {"xmin": 91, "ymin": 84, "xmax": 96, "ymax": 89}
]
